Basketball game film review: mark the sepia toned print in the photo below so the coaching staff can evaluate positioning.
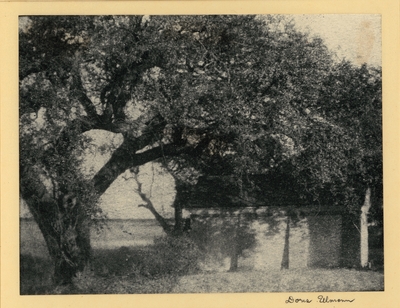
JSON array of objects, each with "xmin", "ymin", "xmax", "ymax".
[{"xmin": 19, "ymin": 15, "xmax": 383, "ymax": 295}]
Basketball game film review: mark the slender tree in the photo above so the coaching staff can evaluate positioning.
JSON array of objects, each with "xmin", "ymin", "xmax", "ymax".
[{"xmin": 316, "ymin": 62, "xmax": 382, "ymax": 267}]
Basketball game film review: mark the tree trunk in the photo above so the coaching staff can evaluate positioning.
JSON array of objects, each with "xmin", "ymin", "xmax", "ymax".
[
  {"xmin": 25, "ymin": 198, "xmax": 91, "ymax": 284},
  {"xmin": 281, "ymin": 216, "xmax": 290, "ymax": 270},
  {"xmin": 229, "ymin": 214, "xmax": 241, "ymax": 272},
  {"xmin": 174, "ymin": 204, "xmax": 184, "ymax": 234},
  {"xmin": 172, "ymin": 181, "xmax": 189, "ymax": 235},
  {"xmin": 360, "ymin": 187, "xmax": 371, "ymax": 268},
  {"xmin": 20, "ymin": 172, "xmax": 92, "ymax": 285},
  {"xmin": 141, "ymin": 202, "xmax": 174, "ymax": 235},
  {"xmin": 134, "ymin": 172, "xmax": 193, "ymax": 237},
  {"xmin": 230, "ymin": 246, "xmax": 239, "ymax": 271},
  {"xmin": 229, "ymin": 225, "xmax": 239, "ymax": 272}
]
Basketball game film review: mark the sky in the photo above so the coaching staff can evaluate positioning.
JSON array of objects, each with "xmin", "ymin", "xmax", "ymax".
[
  {"xmin": 20, "ymin": 15, "xmax": 382, "ymax": 220},
  {"xmin": 292, "ymin": 14, "xmax": 381, "ymax": 67}
]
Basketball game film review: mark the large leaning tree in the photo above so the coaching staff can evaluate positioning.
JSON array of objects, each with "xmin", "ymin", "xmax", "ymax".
[{"xmin": 19, "ymin": 15, "xmax": 381, "ymax": 284}]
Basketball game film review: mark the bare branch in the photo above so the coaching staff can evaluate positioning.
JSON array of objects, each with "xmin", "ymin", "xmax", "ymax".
[{"xmin": 128, "ymin": 167, "xmax": 173, "ymax": 234}]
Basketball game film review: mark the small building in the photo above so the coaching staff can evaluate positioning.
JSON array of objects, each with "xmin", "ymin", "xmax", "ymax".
[{"xmin": 185, "ymin": 175, "xmax": 361, "ymax": 272}]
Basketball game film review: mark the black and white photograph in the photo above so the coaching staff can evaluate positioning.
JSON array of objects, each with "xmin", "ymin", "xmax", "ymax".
[{"xmin": 19, "ymin": 14, "xmax": 383, "ymax": 295}]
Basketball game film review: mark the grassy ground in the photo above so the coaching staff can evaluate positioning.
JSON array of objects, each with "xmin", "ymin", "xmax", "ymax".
[
  {"xmin": 172, "ymin": 268, "xmax": 384, "ymax": 293},
  {"xmin": 20, "ymin": 219, "xmax": 384, "ymax": 294},
  {"xmin": 20, "ymin": 236, "xmax": 202, "ymax": 295},
  {"xmin": 20, "ymin": 252, "xmax": 384, "ymax": 295}
]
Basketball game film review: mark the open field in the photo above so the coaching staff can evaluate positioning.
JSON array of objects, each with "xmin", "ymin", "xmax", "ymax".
[
  {"xmin": 20, "ymin": 218, "xmax": 166, "ymax": 257},
  {"xmin": 171, "ymin": 268, "xmax": 384, "ymax": 293},
  {"xmin": 20, "ymin": 219, "xmax": 384, "ymax": 295},
  {"xmin": 21, "ymin": 252, "xmax": 384, "ymax": 294}
]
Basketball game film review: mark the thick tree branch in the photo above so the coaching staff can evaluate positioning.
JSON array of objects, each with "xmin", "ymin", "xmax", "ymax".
[
  {"xmin": 19, "ymin": 64, "xmax": 46, "ymax": 81},
  {"xmin": 72, "ymin": 83, "xmax": 100, "ymax": 124},
  {"xmin": 70, "ymin": 54, "xmax": 102, "ymax": 124},
  {"xmin": 93, "ymin": 132, "xmax": 211, "ymax": 196}
]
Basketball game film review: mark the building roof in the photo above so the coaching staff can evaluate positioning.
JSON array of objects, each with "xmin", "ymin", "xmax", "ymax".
[
  {"xmin": 187, "ymin": 206, "xmax": 346, "ymax": 217},
  {"xmin": 186, "ymin": 174, "xmax": 345, "ymax": 210}
]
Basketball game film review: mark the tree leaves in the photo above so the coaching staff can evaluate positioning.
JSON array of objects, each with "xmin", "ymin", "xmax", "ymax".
[{"xmin": 20, "ymin": 14, "xmax": 382, "ymax": 213}]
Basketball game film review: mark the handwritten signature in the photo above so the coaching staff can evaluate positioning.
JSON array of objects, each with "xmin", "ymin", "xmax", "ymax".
[{"xmin": 285, "ymin": 295, "xmax": 355, "ymax": 304}]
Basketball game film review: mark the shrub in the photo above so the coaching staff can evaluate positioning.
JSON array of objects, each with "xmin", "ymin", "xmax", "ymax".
[
  {"xmin": 91, "ymin": 235, "xmax": 203, "ymax": 279},
  {"xmin": 148, "ymin": 235, "xmax": 203, "ymax": 277},
  {"xmin": 20, "ymin": 254, "xmax": 54, "ymax": 294},
  {"xmin": 21, "ymin": 236, "xmax": 204, "ymax": 294}
]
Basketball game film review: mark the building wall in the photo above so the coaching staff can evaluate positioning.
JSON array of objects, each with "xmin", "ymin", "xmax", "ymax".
[
  {"xmin": 189, "ymin": 208, "xmax": 343, "ymax": 272},
  {"xmin": 308, "ymin": 215, "xmax": 342, "ymax": 267},
  {"xmin": 341, "ymin": 214, "xmax": 361, "ymax": 268}
]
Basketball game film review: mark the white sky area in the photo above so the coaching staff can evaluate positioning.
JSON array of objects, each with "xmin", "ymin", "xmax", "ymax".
[
  {"xmin": 21, "ymin": 131, "xmax": 178, "ymax": 220},
  {"xmin": 87, "ymin": 131, "xmax": 177, "ymax": 220},
  {"xmin": 98, "ymin": 162, "xmax": 177, "ymax": 220},
  {"xmin": 20, "ymin": 15, "xmax": 382, "ymax": 220},
  {"xmin": 292, "ymin": 14, "xmax": 381, "ymax": 67}
]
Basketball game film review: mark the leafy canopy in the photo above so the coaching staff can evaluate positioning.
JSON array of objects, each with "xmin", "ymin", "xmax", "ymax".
[{"xmin": 20, "ymin": 15, "xmax": 381, "ymax": 209}]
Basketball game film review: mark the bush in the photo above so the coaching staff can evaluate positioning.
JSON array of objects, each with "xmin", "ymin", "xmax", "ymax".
[
  {"xmin": 148, "ymin": 235, "xmax": 203, "ymax": 276},
  {"xmin": 20, "ymin": 254, "xmax": 54, "ymax": 294},
  {"xmin": 91, "ymin": 235, "xmax": 202, "ymax": 279},
  {"xmin": 21, "ymin": 235, "xmax": 204, "ymax": 294}
]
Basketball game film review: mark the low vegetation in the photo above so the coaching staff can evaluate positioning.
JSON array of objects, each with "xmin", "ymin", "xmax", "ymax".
[
  {"xmin": 21, "ymin": 236, "xmax": 203, "ymax": 294},
  {"xmin": 20, "ymin": 236, "xmax": 383, "ymax": 295},
  {"xmin": 172, "ymin": 268, "xmax": 384, "ymax": 293}
]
